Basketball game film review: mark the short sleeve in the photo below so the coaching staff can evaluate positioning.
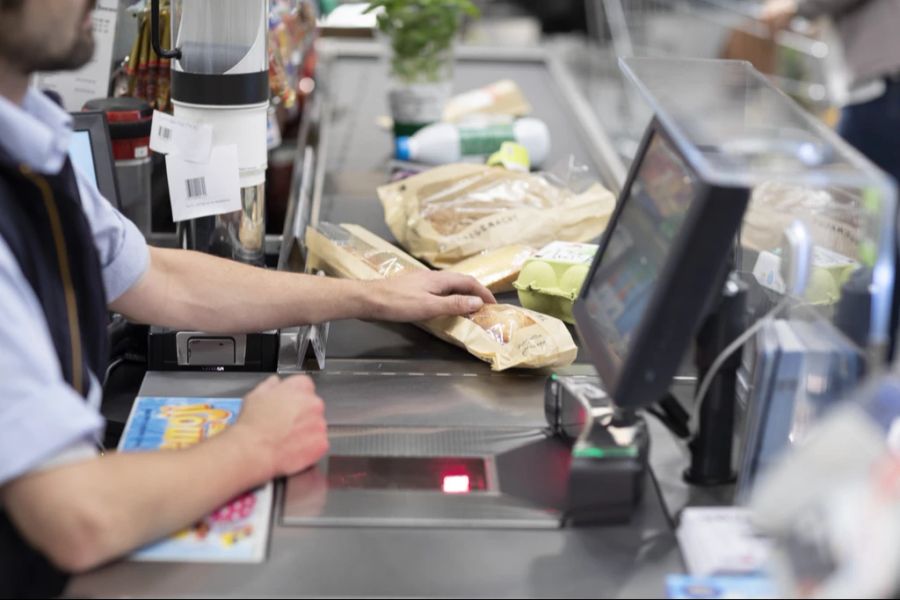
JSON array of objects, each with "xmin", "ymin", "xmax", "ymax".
[
  {"xmin": 0, "ymin": 238, "xmax": 104, "ymax": 487},
  {"xmin": 74, "ymin": 166, "xmax": 150, "ymax": 302}
]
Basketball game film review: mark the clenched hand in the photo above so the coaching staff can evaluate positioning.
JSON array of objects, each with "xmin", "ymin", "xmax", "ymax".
[{"xmin": 234, "ymin": 375, "xmax": 329, "ymax": 478}]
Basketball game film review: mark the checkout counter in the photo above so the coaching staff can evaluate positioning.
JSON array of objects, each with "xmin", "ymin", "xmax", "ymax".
[
  {"xmin": 69, "ymin": 42, "xmax": 691, "ymax": 598},
  {"xmin": 68, "ymin": 47, "xmax": 897, "ymax": 598}
]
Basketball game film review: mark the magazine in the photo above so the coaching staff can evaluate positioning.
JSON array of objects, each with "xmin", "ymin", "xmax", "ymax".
[{"xmin": 118, "ymin": 396, "xmax": 272, "ymax": 563}]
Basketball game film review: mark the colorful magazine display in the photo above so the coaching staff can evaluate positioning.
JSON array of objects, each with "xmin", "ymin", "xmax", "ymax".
[{"xmin": 119, "ymin": 396, "xmax": 272, "ymax": 563}]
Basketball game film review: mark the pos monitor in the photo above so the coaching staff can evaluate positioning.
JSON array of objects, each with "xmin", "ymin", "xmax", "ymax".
[
  {"xmin": 573, "ymin": 120, "xmax": 750, "ymax": 418},
  {"xmin": 69, "ymin": 110, "xmax": 121, "ymax": 210}
]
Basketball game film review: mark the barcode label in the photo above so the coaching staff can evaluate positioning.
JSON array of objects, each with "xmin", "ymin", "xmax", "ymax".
[
  {"xmin": 149, "ymin": 110, "xmax": 213, "ymax": 162},
  {"xmin": 166, "ymin": 145, "xmax": 240, "ymax": 222},
  {"xmin": 185, "ymin": 177, "xmax": 207, "ymax": 199}
]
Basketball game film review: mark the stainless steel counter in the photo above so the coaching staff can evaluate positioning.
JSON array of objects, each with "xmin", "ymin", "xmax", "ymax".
[{"xmin": 68, "ymin": 370, "xmax": 685, "ymax": 598}]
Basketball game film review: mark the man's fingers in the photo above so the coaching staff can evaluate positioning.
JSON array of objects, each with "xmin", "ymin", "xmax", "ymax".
[
  {"xmin": 433, "ymin": 272, "xmax": 496, "ymax": 305},
  {"xmin": 434, "ymin": 294, "xmax": 485, "ymax": 316}
]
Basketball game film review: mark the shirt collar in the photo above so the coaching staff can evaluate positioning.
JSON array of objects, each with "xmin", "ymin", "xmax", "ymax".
[{"xmin": 0, "ymin": 87, "xmax": 73, "ymax": 174}]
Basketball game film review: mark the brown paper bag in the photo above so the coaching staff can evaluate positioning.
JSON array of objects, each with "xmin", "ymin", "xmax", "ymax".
[
  {"xmin": 446, "ymin": 244, "xmax": 536, "ymax": 294},
  {"xmin": 305, "ymin": 223, "xmax": 578, "ymax": 371},
  {"xmin": 378, "ymin": 164, "xmax": 616, "ymax": 268}
]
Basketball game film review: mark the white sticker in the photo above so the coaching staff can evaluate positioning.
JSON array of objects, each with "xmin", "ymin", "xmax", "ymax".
[
  {"xmin": 752, "ymin": 250, "xmax": 787, "ymax": 294},
  {"xmin": 165, "ymin": 145, "xmax": 241, "ymax": 222},
  {"xmin": 536, "ymin": 241, "xmax": 598, "ymax": 265},
  {"xmin": 150, "ymin": 111, "xmax": 214, "ymax": 163}
]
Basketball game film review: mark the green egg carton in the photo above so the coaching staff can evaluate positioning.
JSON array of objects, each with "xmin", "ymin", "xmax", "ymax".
[{"xmin": 513, "ymin": 242, "xmax": 598, "ymax": 324}]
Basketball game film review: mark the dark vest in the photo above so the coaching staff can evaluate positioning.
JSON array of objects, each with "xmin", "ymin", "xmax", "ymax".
[{"xmin": 0, "ymin": 143, "xmax": 109, "ymax": 598}]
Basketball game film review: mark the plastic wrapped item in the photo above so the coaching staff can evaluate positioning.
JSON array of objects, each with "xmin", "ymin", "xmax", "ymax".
[
  {"xmin": 446, "ymin": 244, "xmax": 536, "ymax": 294},
  {"xmin": 121, "ymin": 5, "xmax": 173, "ymax": 112},
  {"xmin": 743, "ymin": 182, "xmax": 862, "ymax": 257},
  {"xmin": 468, "ymin": 304, "xmax": 536, "ymax": 345},
  {"xmin": 305, "ymin": 223, "xmax": 578, "ymax": 371},
  {"xmin": 379, "ymin": 163, "xmax": 616, "ymax": 268}
]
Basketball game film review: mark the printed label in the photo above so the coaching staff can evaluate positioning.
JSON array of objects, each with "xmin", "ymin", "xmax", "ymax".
[
  {"xmin": 150, "ymin": 110, "xmax": 214, "ymax": 163},
  {"xmin": 166, "ymin": 145, "xmax": 241, "ymax": 222},
  {"xmin": 458, "ymin": 123, "xmax": 515, "ymax": 156},
  {"xmin": 536, "ymin": 242, "xmax": 599, "ymax": 265}
]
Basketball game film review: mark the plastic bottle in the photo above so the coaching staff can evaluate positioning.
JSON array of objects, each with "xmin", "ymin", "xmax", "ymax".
[{"xmin": 395, "ymin": 118, "xmax": 551, "ymax": 167}]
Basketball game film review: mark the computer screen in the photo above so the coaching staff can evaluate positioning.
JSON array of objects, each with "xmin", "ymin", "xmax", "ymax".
[
  {"xmin": 69, "ymin": 111, "xmax": 120, "ymax": 210},
  {"xmin": 68, "ymin": 130, "xmax": 98, "ymax": 189},
  {"xmin": 573, "ymin": 120, "xmax": 750, "ymax": 412},
  {"xmin": 580, "ymin": 132, "xmax": 697, "ymax": 367}
]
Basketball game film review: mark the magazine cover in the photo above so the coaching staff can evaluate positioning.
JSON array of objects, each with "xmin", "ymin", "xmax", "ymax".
[{"xmin": 119, "ymin": 396, "xmax": 272, "ymax": 563}]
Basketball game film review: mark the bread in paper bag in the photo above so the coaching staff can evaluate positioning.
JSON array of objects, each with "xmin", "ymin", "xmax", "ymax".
[
  {"xmin": 378, "ymin": 164, "xmax": 615, "ymax": 268},
  {"xmin": 305, "ymin": 223, "xmax": 577, "ymax": 371},
  {"xmin": 446, "ymin": 244, "xmax": 536, "ymax": 293}
]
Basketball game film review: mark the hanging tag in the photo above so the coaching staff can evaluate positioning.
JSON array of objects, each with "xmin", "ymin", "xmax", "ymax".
[
  {"xmin": 165, "ymin": 145, "xmax": 241, "ymax": 222},
  {"xmin": 150, "ymin": 110, "xmax": 214, "ymax": 163}
]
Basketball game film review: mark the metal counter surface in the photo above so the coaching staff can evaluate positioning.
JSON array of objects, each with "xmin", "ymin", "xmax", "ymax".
[{"xmin": 67, "ymin": 370, "xmax": 684, "ymax": 598}]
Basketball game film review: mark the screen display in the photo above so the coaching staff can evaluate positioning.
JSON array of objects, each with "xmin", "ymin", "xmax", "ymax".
[
  {"xmin": 327, "ymin": 456, "xmax": 489, "ymax": 494},
  {"xmin": 581, "ymin": 133, "xmax": 697, "ymax": 368},
  {"xmin": 68, "ymin": 130, "xmax": 98, "ymax": 188}
]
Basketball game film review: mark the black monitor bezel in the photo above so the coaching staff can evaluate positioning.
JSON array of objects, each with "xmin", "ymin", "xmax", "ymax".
[
  {"xmin": 70, "ymin": 110, "xmax": 121, "ymax": 210},
  {"xmin": 573, "ymin": 117, "xmax": 750, "ymax": 412}
]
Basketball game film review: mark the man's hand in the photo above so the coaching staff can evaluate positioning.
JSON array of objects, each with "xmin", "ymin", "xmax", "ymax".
[
  {"xmin": 361, "ymin": 270, "xmax": 497, "ymax": 322},
  {"xmin": 761, "ymin": 0, "xmax": 798, "ymax": 31},
  {"xmin": 233, "ymin": 375, "xmax": 329, "ymax": 478}
]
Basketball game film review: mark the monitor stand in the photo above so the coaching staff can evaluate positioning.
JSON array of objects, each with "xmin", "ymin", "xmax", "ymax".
[{"xmin": 684, "ymin": 272, "xmax": 749, "ymax": 486}]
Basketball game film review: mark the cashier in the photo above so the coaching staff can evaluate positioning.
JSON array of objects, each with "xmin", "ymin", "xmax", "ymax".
[{"xmin": 0, "ymin": 1, "xmax": 494, "ymax": 597}]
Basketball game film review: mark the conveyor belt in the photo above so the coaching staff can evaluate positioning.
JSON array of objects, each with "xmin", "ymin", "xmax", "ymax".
[{"xmin": 304, "ymin": 43, "xmax": 623, "ymax": 364}]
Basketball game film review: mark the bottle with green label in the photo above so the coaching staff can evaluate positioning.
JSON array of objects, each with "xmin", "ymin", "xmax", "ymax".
[{"xmin": 395, "ymin": 117, "xmax": 550, "ymax": 167}]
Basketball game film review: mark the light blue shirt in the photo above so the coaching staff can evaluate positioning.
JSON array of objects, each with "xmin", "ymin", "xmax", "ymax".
[{"xmin": 0, "ymin": 89, "xmax": 150, "ymax": 486}]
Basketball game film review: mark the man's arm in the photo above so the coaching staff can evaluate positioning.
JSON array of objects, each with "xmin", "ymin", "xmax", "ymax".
[
  {"xmin": 109, "ymin": 247, "xmax": 495, "ymax": 334},
  {"xmin": 0, "ymin": 375, "xmax": 327, "ymax": 573}
]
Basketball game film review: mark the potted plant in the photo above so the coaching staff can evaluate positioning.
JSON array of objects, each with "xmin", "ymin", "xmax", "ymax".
[{"xmin": 365, "ymin": 0, "xmax": 479, "ymax": 136}]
